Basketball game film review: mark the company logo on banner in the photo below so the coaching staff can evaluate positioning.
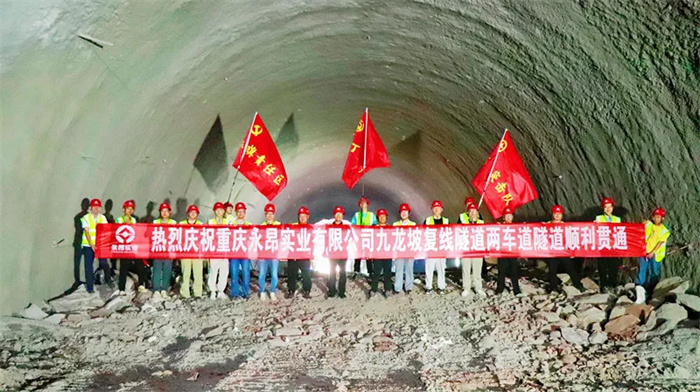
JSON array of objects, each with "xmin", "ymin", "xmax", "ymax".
[{"xmin": 95, "ymin": 223, "xmax": 646, "ymax": 260}]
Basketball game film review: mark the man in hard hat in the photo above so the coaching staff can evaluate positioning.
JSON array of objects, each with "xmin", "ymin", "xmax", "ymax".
[
  {"xmin": 547, "ymin": 205, "xmax": 585, "ymax": 293},
  {"xmin": 79, "ymin": 198, "xmax": 111, "ymax": 293},
  {"xmin": 635, "ymin": 207, "xmax": 670, "ymax": 304},
  {"xmin": 73, "ymin": 198, "xmax": 90, "ymax": 287},
  {"xmin": 224, "ymin": 202, "xmax": 234, "ymax": 221},
  {"xmin": 424, "ymin": 200, "xmax": 448, "ymax": 294},
  {"xmin": 115, "ymin": 200, "xmax": 147, "ymax": 296},
  {"xmin": 207, "ymin": 202, "xmax": 230, "ymax": 299},
  {"xmin": 259, "ymin": 203, "xmax": 281, "ymax": 301},
  {"xmin": 179, "ymin": 204, "xmax": 203, "ymax": 299},
  {"xmin": 152, "ymin": 202, "xmax": 177, "ymax": 299},
  {"xmin": 458, "ymin": 202, "xmax": 486, "ymax": 297},
  {"xmin": 229, "ymin": 202, "xmax": 252, "ymax": 300},
  {"xmin": 495, "ymin": 207, "xmax": 521, "ymax": 296},
  {"xmin": 321, "ymin": 206, "xmax": 352, "ymax": 298},
  {"xmin": 595, "ymin": 197, "xmax": 622, "ymax": 293},
  {"xmin": 351, "ymin": 196, "xmax": 377, "ymax": 280},
  {"xmin": 287, "ymin": 206, "xmax": 313, "ymax": 299},
  {"xmin": 369, "ymin": 209, "xmax": 393, "ymax": 298},
  {"xmin": 393, "ymin": 203, "xmax": 416, "ymax": 294}
]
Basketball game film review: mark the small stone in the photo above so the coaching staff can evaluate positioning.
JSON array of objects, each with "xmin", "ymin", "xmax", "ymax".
[
  {"xmin": 673, "ymin": 366, "xmax": 691, "ymax": 379},
  {"xmin": 43, "ymin": 314, "xmax": 65, "ymax": 325},
  {"xmin": 163, "ymin": 301, "xmax": 176, "ymax": 310},
  {"xmin": 609, "ymin": 305, "xmax": 627, "ymax": 320},
  {"xmin": 203, "ymin": 326, "xmax": 225, "ymax": 338},
  {"xmin": 655, "ymin": 303, "xmax": 688, "ymax": 325},
  {"xmin": 589, "ymin": 331, "xmax": 608, "ymax": 344},
  {"xmin": 561, "ymin": 354, "xmax": 577, "ymax": 364},
  {"xmin": 576, "ymin": 293, "xmax": 611, "ymax": 306},
  {"xmin": 652, "ymin": 277, "xmax": 687, "ymax": 300},
  {"xmin": 580, "ymin": 278, "xmax": 599, "ymax": 292},
  {"xmin": 66, "ymin": 313, "xmax": 90, "ymax": 323},
  {"xmin": 616, "ymin": 296, "xmax": 633, "ymax": 305},
  {"xmin": 604, "ymin": 314, "xmax": 639, "ymax": 335},
  {"xmin": 557, "ymin": 274, "xmax": 571, "ymax": 285},
  {"xmin": 561, "ymin": 327, "xmax": 589, "ymax": 346},
  {"xmin": 575, "ymin": 307, "xmax": 606, "ymax": 329},
  {"xmin": 274, "ymin": 327, "xmax": 304, "ymax": 337},
  {"xmin": 624, "ymin": 304, "xmax": 654, "ymax": 322},
  {"xmin": 562, "ymin": 286, "xmax": 582, "ymax": 298},
  {"xmin": 537, "ymin": 312, "xmax": 561, "ymax": 323},
  {"xmin": 18, "ymin": 304, "xmax": 48, "ymax": 320},
  {"xmin": 675, "ymin": 294, "xmax": 700, "ymax": 312}
]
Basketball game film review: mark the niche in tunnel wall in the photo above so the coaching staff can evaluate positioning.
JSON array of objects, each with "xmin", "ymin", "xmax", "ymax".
[{"xmin": 193, "ymin": 115, "xmax": 228, "ymax": 192}]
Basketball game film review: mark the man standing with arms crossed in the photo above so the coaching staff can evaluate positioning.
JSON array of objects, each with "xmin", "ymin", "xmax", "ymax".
[
  {"xmin": 424, "ymin": 200, "xmax": 448, "ymax": 294},
  {"xmin": 369, "ymin": 208, "xmax": 393, "ymax": 298},
  {"xmin": 547, "ymin": 205, "xmax": 585, "ymax": 294}
]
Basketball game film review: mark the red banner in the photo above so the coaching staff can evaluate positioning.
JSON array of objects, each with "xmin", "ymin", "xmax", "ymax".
[
  {"xmin": 96, "ymin": 223, "xmax": 645, "ymax": 260},
  {"xmin": 342, "ymin": 108, "xmax": 390, "ymax": 189}
]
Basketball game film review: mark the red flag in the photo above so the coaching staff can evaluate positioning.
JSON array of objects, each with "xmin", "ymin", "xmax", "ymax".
[
  {"xmin": 471, "ymin": 130, "xmax": 538, "ymax": 219},
  {"xmin": 233, "ymin": 113, "xmax": 287, "ymax": 201},
  {"xmin": 342, "ymin": 108, "xmax": 390, "ymax": 189}
]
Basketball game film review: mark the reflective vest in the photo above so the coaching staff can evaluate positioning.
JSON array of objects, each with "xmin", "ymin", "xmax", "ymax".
[
  {"xmin": 645, "ymin": 221, "xmax": 670, "ymax": 262},
  {"xmin": 179, "ymin": 219, "xmax": 202, "ymax": 224},
  {"xmin": 153, "ymin": 218, "xmax": 176, "ymax": 224},
  {"xmin": 261, "ymin": 221, "xmax": 281, "ymax": 226},
  {"xmin": 595, "ymin": 215, "xmax": 621, "ymax": 223},
  {"xmin": 115, "ymin": 215, "xmax": 136, "ymax": 224},
  {"xmin": 353, "ymin": 211, "xmax": 376, "ymax": 226},
  {"xmin": 425, "ymin": 216, "xmax": 449, "ymax": 225},
  {"xmin": 208, "ymin": 218, "xmax": 228, "ymax": 225},
  {"xmin": 81, "ymin": 213, "xmax": 108, "ymax": 247},
  {"xmin": 393, "ymin": 220, "xmax": 416, "ymax": 226},
  {"xmin": 230, "ymin": 218, "xmax": 252, "ymax": 226},
  {"xmin": 459, "ymin": 213, "xmax": 484, "ymax": 224}
]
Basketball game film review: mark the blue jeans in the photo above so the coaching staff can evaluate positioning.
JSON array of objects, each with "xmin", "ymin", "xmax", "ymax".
[
  {"xmin": 258, "ymin": 259, "xmax": 279, "ymax": 293},
  {"xmin": 637, "ymin": 257, "xmax": 661, "ymax": 291},
  {"xmin": 81, "ymin": 247, "xmax": 110, "ymax": 293},
  {"xmin": 151, "ymin": 259, "xmax": 173, "ymax": 292},
  {"xmin": 229, "ymin": 259, "xmax": 251, "ymax": 298},
  {"xmin": 394, "ymin": 258, "xmax": 414, "ymax": 292}
]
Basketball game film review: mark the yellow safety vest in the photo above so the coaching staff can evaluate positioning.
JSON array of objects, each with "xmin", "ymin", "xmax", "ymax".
[
  {"xmin": 208, "ymin": 218, "xmax": 228, "ymax": 225},
  {"xmin": 261, "ymin": 221, "xmax": 281, "ymax": 225},
  {"xmin": 153, "ymin": 218, "xmax": 177, "ymax": 224},
  {"xmin": 459, "ymin": 213, "xmax": 484, "ymax": 224},
  {"xmin": 116, "ymin": 215, "xmax": 136, "ymax": 224},
  {"xmin": 81, "ymin": 213, "xmax": 108, "ymax": 247},
  {"xmin": 645, "ymin": 221, "xmax": 670, "ymax": 262},
  {"xmin": 595, "ymin": 215, "xmax": 621, "ymax": 223},
  {"xmin": 425, "ymin": 216, "xmax": 449, "ymax": 225},
  {"xmin": 393, "ymin": 220, "xmax": 416, "ymax": 226},
  {"xmin": 230, "ymin": 218, "xmax": 252, "ymax": 225},
  {"xmin": 353, "ymin": 211, "xmax": 376, "ymax": 226},
  {"xmin": 179, "ymin": 219, "xmax": 202, "ymax": 224}
]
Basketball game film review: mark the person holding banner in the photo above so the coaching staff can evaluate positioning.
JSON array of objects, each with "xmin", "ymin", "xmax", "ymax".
[
  {"xmin": 459, "ymin": 202, "xmax": 487, "ymax": 298},
  {"xmin": 80, "ymin": 198, "xmax": 111, "ymax": 294},
  {"xmin": 229, "ymin": 202, "xmax": 252, "ymax": 300},
  {"xmin": 495, "ymin": 207, "xmax": 521, "ymax": 296},
  {"xmin": 546, "ymin": 205, "xmax": 585, "ymax": 294},
  {"xmin": 207, "ymin": 202, "xmax": 230, "ymax": 300},
  {"xmin": 393, "ymin": 203, "xmax": 416, "ymax": 295},
  {"xmin": 322, "ymin": 206, "xmax": 352, "ymax": 299},
  {"xmin": 635, "ymin": 208, "xmax": 670, "ymax": 304},
  {"xmin": 424, "ymin": 200, "xmax": 448, "ymax": 295},
  {"xmin": 116, "ymin": 200, "xmax": 146, "ymax": 296},
  {"xmin": 258, "ymin": 203, "xmax": 281, "ymax": 301},
  {"xmin": 179, "ymin": 205, "xmax": 203, "ymax": 299},
  {"xmin": 369, "ymin": 209, "xmax": 393, "ymax": 298},
  {"xmin": 351, "ymin": 197, "xmax": 377, "ymax": 280},
  {"xmin": 152, "ymin": 203, "xmax": 177, "ymax": 299},
  {"xmin": 287, "ymin": 206, "xmax": 313, "ymax": 299},
  {"xmin": 595, "ymin": 197, "xmax": 622, "ymax": 293}
]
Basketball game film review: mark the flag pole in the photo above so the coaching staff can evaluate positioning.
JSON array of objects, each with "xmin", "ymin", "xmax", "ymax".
[
  {"xmin": 227, "ymin": 112, "xmax": 258, "ymax": 203},
  {"xmin": 477, "ymin": 128, "xmax": 509, "ymax": 208},
  {"xmin": 361, "ymin": 107, "xmax": 368, "ymax": 197}
]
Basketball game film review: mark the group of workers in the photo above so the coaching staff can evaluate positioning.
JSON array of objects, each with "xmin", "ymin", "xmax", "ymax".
[{"xmin": 76, "ymin": 196, "xmax": 670, "ymax": 305}]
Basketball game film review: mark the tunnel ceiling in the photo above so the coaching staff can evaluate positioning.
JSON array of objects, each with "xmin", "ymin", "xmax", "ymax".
[{"xmin": 0, "ymin": 0, "xmax": 699, "ymax": 313}]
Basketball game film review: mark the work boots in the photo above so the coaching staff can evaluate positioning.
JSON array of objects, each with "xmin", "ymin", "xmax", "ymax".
[{"xmin": 635, "ymin": 285, "xmax": 646, "ymax": 304}]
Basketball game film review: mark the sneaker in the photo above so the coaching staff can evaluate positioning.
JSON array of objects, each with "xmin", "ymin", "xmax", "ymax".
[
  {"xmin": 515, "ymin": 292, "xmax": 526, "ymax": 298},
  {"xmin": 436, "ymin": 289, "xmax": 444, "ymax": 295},
  {"xmin": 209, "ymin": 292, "xmax": 216, "ymax": 300},
  {"xmin": 138, "ymin": 286, "xmax": 147, "ymax": 293},
  {"xmin": 217, "ymin": 292, "xmax": 226, "ymax": 299},
  {"xmin": 635, "ymin": 285, "xmax": 646, "ymax": 304},
  {"xmin": 302, "ymin": 291, "xmax": 311, "ymax": 299},
  {"xmin": 153, "ymin": 291, "xmax": 162, "ymax": 299},
  {"xmin": 160, "ymin": 290, "xmax": 170, "ymax": 299},
  {"xmin": 461, "ymin": 290, "xmax": 471, "ymax": 297},
  {"xmin": 405, "ymin": 290, "xmax": 412, "ymax": 296},
  {"xmin": 119, "ymin": 290, "xmax": 127, "ymax": 297},
  {"xmin": 476, "ymin": 290, "xmax": 487, "ymax": 297},
  {"xmin": 269, "ymin": 292, "xmax": 277, "ymax": 301},
  {"xmin": 425, "ymin": 290, "xmax": 433, "ymax": 295},
  {"xmin": 260, "ymin": 293, "xmax": 268, "ymax": 301}
]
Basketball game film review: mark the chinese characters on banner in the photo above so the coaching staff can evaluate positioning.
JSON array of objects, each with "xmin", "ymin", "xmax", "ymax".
[{"xmin": 96, "ymin": 223, "xmax": 645, "ymax": 260}]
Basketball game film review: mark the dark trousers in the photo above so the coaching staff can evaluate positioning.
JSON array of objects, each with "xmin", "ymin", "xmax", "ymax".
[
  {"xmin": 548, "ymin": 258, "xmax": 583, "ymax": 291},
  {"xmin": 597, "ymin": 257, "xmax": 620, "ymax": 289},
  {"xmin": 73, "ymin": 246, "xmax": 82, "ymax": 283},
  {"xmin": 354, "ymin": 259, "xmax": 374, "ymax": 277},
  {"xmin": 496, "ymin": 258, "xmax": 520, "ymax": 294},
  {"xmin": 327, "ymin": 259, "xmax": 347, "ymax": 296},
  {"xmin": 80, "ymin": 247, "xmax": 111, "ymax": 293},
  {"xmin": 118, "ymin": 259, "xmax": 147, "ymax": 291},
  {"xmin": 371, "ymin": 260, "xmax": 392, "ymax": 292},
  {"xmin": 288, "ymin": 260, "xmax": 312, "ymax": 293}
]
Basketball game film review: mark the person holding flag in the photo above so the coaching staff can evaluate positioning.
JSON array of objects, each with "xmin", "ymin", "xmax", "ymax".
[
  {"xmin": 546, "ymin": 205, "xmax": 585, "ymax": 294},
  {"xmin": 458, "ymin": 202, "xmax": 486, "ymax": 298},
  {"xmin": 351, "ymin": 196, "xmax": 377, "ymax": 280},
  {"xmin": 258, "ymin": 203, "xmax": 281, "ymax": 301},
  {"xmin": 393, "ymin": 203, "xmax": 416, "ymax": 295},
  {"xmin": 287, "ymin": 206, "xmax": 313, "ymax": 299},
  {"xmin": 424, "ymin": 200, "xmax": 448, "ymax": 294},
  {"xmin": 179, "ymin": 205, "xmax": 204, "ymax": 299},
  {"xmin": 152, "ymin": 202, "xmax": 177, "ymax": 299},
  {"xmin": 207, "ymin": 202, "xmax": 230, "ymax": 299},
  {"xmin": 229, "ymin": 202, "xmax": 252, "ymax": 300},
  {"xmin": 594, "ymin": 197, "xmax": 622, "ymax": 293}
]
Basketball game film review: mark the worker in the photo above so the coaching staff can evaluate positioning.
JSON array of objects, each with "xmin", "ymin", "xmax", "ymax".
[
  {"xmin": 72, "ymin": 198, "xmax": 89, "ymax": 286},
  {"xmin": 207, "ymin": 202, "xmax": 229, "ymax": 299},
  {"xmin": 351, "ymin": 196, "xmax": 377, "ymax": 280},
  {"xmin": 224, "ymin": 202, "xmax": 234, "ymax": 221},
  {"xmin": 286, "ymin": 206, "xmax": 313, "ymax": 299},
  {"xmin": 424, "ymin": 200, "xmax": 448, "ymax": 294},
  {"xmin": 495, "ymin": 207, "xmax": 521, "ymax": 296},
  {"xmin": 635, "ymin": 207, "xmax": 671, "ymax": 304},
  {"xmin": 546, "ymin": 205, "xmax": 585, "ymax": 293},
  {"xmin": 595, "ymin": 197, "xmax": 622, "ymax": 293},
  {"xmin": 369, "ymin": 208, "xmax": 393, "ymax": 298},
  {"xmin": 458, "ymin": 202, "xmax": 486, "ymax": 297},
  {"xmin": 259, "ymin": 203, "xmax": 281, "ymax": 301},
  {"xmin": 116, "ymin": 200, "xmax": 146, "ymax": 296},
  {"xmin": 229, "ymin": 202, "xmax": 252, "ymax": 300},
  {"xmin": 393, "ymin": 203, "xmax": 416, "ymax": 295},
  {"xmin": 79, "ymin": 198, "xmax": 111, "ymax": 293},
  {"xmin": 179, "ymin": 204, "xmax": 203, "ymax": 299},
  {"xmin": 320, "ymin": 206, "xmax": 352, "ymax": 298},
  {"xmin": 152, "ymin": 202, "xmax": 177, "ymax": 299}
]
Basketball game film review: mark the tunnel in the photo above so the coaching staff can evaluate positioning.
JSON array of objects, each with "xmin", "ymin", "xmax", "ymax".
[{"xmin": 0, "ymin": 0, "xmax": 698, "ymax": 315}]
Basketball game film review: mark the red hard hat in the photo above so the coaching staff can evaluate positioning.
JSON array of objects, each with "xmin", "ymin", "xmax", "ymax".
[
  {"xmin": 431, "ymin": 200, "xmax": 443, "ymax": 209},
  {"xmin": 464, "ymin": 197, "xmax": 475, "ymax": 205},
  {"xmin": 551, "ymin": 205, "xmax": 564, "ymax": 214},
  {"xmin": 503, "ymin": 207, "xmax": 514, "ymax": 215},
  {"xmin": 89, "ymin": 199, "xmax": 102, "ymax": 208},
  {"xmin": 159, "ymin": 202, "xmax": 171, "ymax": 212},
  {"xmin": 358, "ymin": 197, "xmax": 370, "ymax": 207},
  {"xmin": 223, "ymin": 202, "xmax": 233, "ymax": 209},
  {"xmin": 213, "ymin": 202, "xmax": 225, "ymax": 211},
  {"xmin": 334, "ymin": 206, "xmax": 345, "ymax": 215},
  {"xmin": 467, "ymin": 203, "xmax": 478, "ymax": 211},
  {"xmin": 234, "ymin": 202, "xmax": 246, "ymax": 211},
  {"xmin": 377, "ymin": 208, "xmax": 388, "ymax": 217},
  {"xmin": 601, "ymin": 197, "xmax": 614, "ymax": 207},
  {"xmin": 264, "ymin": 203, "xmax": 276, "ymax": 213},
  {"xmin": 187, "ymin": 205, "xmax": 199, "ymax": 214},
  {"xmin": 399, "ymin": 203, "xmax": 411, "ymax": 213},
  {"xmin": 298, "ymin": 206, "xmax": 310, "ymax": 216},
  {"xmin": 652, "ymin": 207, "xmax": 666, "ymax": 217},
  {"xmin": 122, "ymin": 200, "xmax": 135, "ymax": 209}
]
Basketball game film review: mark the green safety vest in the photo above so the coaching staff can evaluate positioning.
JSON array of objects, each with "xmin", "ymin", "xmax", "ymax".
[
  {"xmin": 425, "ymin": 216, "xmax": 449, "ymax": 225},
  {"xmin": 116, "ymin": 215, "xmax": 136, "ymax": 224},
  {"xmin": 153, "ymin": 218, "xmax": 177, "ymax": 224},
  {"xmin": 261, "ymin": 221, "xmax": 281, "ymax": 225},
  {"xmin": 459, "ymin": 213, "xmax": 484, "ymax": 224},
  {"xmin": 353, "ymin": 211, "xmax": 375, "ymax": 226},
  {"xmin": 81, "ymin": 213, "xmax": 108, "ymax": 247},
  {"xmin": 393, "ymin": 220, "xmax": 416, "ymax": 226},
  {"xmin": 208, "ymin": 218, "xmax": 228, "ymax": 225},
  {"xmin": 645, "ymin": 221, "xmax": 670, "ymax": 262},
  {"xmin": 230, "ymin": 219, "xmax": 252, "ymax": 225},
  {"xmin": 595, "ymin": 215, "xmax": 621, "ymax": 223}
]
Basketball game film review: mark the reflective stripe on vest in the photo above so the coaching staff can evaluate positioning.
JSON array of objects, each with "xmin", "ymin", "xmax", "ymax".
[
  {"xmin": 425, "ymin": 216, "xmax": 449, "ymax": 225},
  {"xmin": 645, "ymin": 221, "xmax": 670, "ymax": 262},
  {"xmin": 354, "ymin": 212, "xmax": 375, "ymax": 226},
  {"xmin": 595, "ymin": 215, "xmax": 621, "ymax": 223},
  {"xmin": 393, "ymin": 220, "xmax": 416, "ymax": 226},
  {"xmin": 81, "ymin": 213, "xmax": 107, "ymax": 247}
]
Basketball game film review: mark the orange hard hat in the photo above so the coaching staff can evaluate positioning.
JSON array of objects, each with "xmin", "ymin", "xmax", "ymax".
[
  {"xmin": 464, "ymin": 197, "xmax": 475, "ymax": 205},
  {"xmin": 334, "ymin": 206, "xmax": 345, "ymax": 215},
  {"xmin": 551, "ymin": 205, "xmax": 564, "ymax": 214},
  {"xmin": 652, "ymin": 207, "xmax": 666, "ymax": 217},
  {"xmin": 431, "ymin": 200, "xmax": 443, "ymax": 209},
  {"xmin": 89, "ymin": 199, "xmax": 102, "ymax": 208},
  {"xmin": 122, "ymin": 200, "xmax": 135, "ymax": 209},
  {"xmin": 298, "ymin": 206, "xmax": 310, "ymax": 216},
  {"xmin": 503, "ymin": 207, "xmax": 514, "ymax": 215},
  {"xmin": 377, "ymin": 208, "xmax": 388, "ymax": 217},
  {"xmin": 399, "ymin": 203, "xmax": 411, "ymax": 213},
  {"xmin": 358, "ymin": 197, "xmax": 370, "ymax": 207},
  {"xmin": 213, "ymin": 202, "xmax": 225, "ymax": 211},
  {"xmin": 234, "ymin": 202, "xmax": 246, "ymax": 211},
  {"xmin": 159, "ymin": 202, "xmax": 171, "ymax": 212},
  {"xmin": 187, "ymin": 205, "xmax": 199, "ymax": 214},
  {"xmin": 601, "ymin": 197, "xmax": 614, "ymax": 207},
  {"xmin": 264, "ymin": 203, "xmax": 276, "ymax": 213},
  {"xmin": 467, "ymin": 203, "xmax": 478, "ymax": 211}
]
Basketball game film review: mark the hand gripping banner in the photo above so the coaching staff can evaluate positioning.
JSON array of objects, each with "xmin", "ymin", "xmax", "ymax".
[{"xmin": 96, "ymin": 223, "xmax": 646, "ymax": 260}]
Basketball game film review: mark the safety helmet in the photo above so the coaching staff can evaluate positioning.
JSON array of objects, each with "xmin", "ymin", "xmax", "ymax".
[
  {"xmin": 298, "ymin": 206, "xmax": 310, "ymax": 216},
  {"xmin": 90, "ymin": 199, "xmax": 102, "ymax": 208},
  {"xmin": 234, "ymin": 202, "xmax": 246, "ymax": 211},
  {"xmin": 503, "ymin": 207, "xmax": 514, "ymax": 215},
  {"xmin": 186, "ymin": 205, "xmax": 199, "ymax": 214},
  {"xmin": 464, "ymin": 197, "xmax": 475, "ymax": 205},
  {"xmin": 467, "ymin": 203, "xmax": 478, "ymax": 211},
  {"xmin": 122, "ymin": 200, "xmax": 135, "ymax": 209},
  {"xmin": 601, "ymin": 197, "xmax": 614, "ymax": 208},
  {"xmin": 652, "ymin": 207, "xmax": 666, "ymax": 217},
  {"xmin": 399, "ymin": 203, "xmax": 411, "ymax": 213},
  {"xmin": 213, "ymin": 202, "xmax": 225, "ymax": 211},
  {"xmin": 377, "ymin": 208, "xmax": 388, "ymax": 217},
  {"xmin": 223, "ymin": 202, "xmax": 233, "ymax": 209},
  {"xmin": 431, "ymin": 200, "xmax": 443, "ymax": 209},
  {"xmin": 358, "ymin": 197, "xmax": 370, "ymax": 207},
  {"xmin": 159, "ymin": 202, "xmax": 171, "ymax": 212},
  {"xmin": 551, "ymin": 205, "xmax": 564, "ymax": 214},
  {"xmin": 334, "ymin": 206, "xmax": 345, "ymax": 215},
  {"xmin": 264, "ymin": 203, "xmax": 276, "ymax": 213}
]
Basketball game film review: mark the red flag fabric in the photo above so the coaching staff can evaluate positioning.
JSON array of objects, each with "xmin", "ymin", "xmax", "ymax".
[
  {"xmin": 233, "ymin": 113, "xmax": 287, "ymax": 201},
  {"xmin": 471, "ymin": 130, "xmax": 538, "ymax": 219},
  {"xmin": 342, "ymin": 108, "xmax": 390, "ymax": 189}
]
